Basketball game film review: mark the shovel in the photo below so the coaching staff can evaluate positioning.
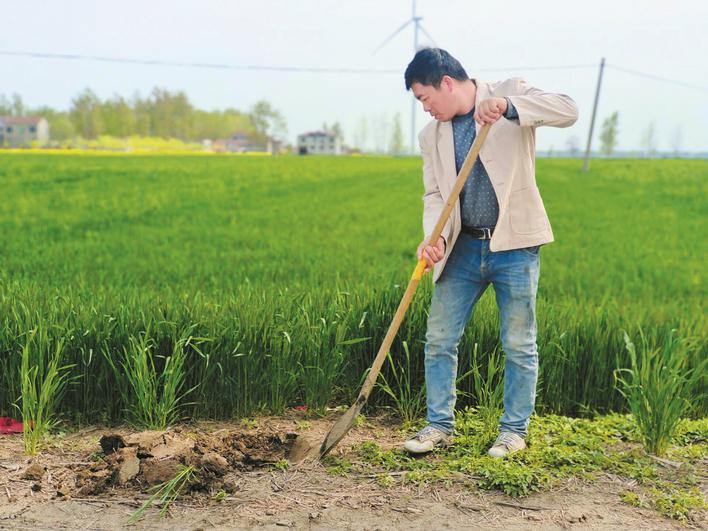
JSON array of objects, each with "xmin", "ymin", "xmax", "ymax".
[{"xmin": 319, "ymin": 122, "xmax": 492, "ymax": 457}]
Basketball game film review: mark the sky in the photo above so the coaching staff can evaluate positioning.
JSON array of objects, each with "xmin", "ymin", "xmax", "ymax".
[{"xmin": 2, "ymin": 0, "xmax": 707, "ymax": 153}]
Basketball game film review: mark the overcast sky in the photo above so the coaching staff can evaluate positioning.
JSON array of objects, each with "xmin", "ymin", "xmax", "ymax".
[{"xmin": 2, "ymin": 0, "xmax": 707, "ymax": 152}]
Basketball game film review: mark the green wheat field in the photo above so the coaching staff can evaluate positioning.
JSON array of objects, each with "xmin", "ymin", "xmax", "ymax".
[{"xmin": 1, "ymin": 153, "xmax": 706, "ymax": 422}]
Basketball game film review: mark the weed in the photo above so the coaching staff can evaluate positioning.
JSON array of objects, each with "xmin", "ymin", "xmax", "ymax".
[
  {"xmin": 615, "ymin": 330, "xmax": 706, "ymax": 456},
  {"xmin": 322, "ymin": 456, "xmax": 353, "ymax": 476},
  {"xmin": 376, "ymin": 474, "xmax": 396, "ymax": 488},
  {"xmin": 648, "ymin": 486, "xmax": 706, "ymax": 522},
  {"xmin": 350, "ymin": 414, "xmax": 366, "ymax": 428},
  {"xmin": 129, "ymin": 465, "xmax": 196, "ymax": 523},
  {"xmin": 355, "ymin": 441, "xmax": 411, "ymax": 471},
  {"xmin": 273, "ymin": 459, "xmax": 290, "ymax": 471},
  {"xmin": 472, "ymin": 457, "xmax": 552, "ymax": 497},
  {"xmin": 103, "ymin": 326, "xmax": 198, "ymax": 430},
  {"xmin": 377, "ymin": 342, "xmax": 426, "ymax": 425},
  {"xmin": 620, "ymin": 490, "xmax": 648, "ymax": 508},
  {"xmin": 240, "ymin": 418, "xmax": 259, "ymax": 429},
  {"xmin": 18, "ymin": 328, "xmax": 75, "ymax": 455},
  {"xmin": 295, "ymin": 420, "xmax": 311, "ymax": 431}
]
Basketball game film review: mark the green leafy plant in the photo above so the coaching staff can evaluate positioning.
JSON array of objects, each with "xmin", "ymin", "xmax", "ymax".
[
  {"xmin": 469, "ymin": 343, "xmax": 504, "ymax": 412},
  {"xmin": 648, "ymin": 486, "xmax": 706, "ymax": 522},
  {"xmin": 459, "ymin": 343, "xmax": 505, "ymax": 434},
  {"xmin": 376, "ymin": 474, "xmax": 396, "ymax": 488},
  {"xmin": 620, "ymin": 490, "xmax": 647, "ymax": 508},
  {"xmin": 615, "ymin": 330, "xmax": 706, "ymax": 456},
  {"xmin": 240, "ymin": 418, "xmax": 259, "ymax": 429},
  {"xmin": 18, "ymin": 328, "xmax": 75, "ymax": 455},
  {"xmin": 103, "ymin": 326, "xmax": 198, "ymax": 429},
  {"xmin": 356, "ymin": 441, "xmax": 411, "ymax": 471},
  {"xmin": 298, "ymin": 306, "xmax": 370, "ymax": 415},
  {"xmin": 473, "ymin": 457, "xmax": 551, "ymax": 497},
  {"xmin": 322, "ymin": 456, "xmax": 353, "ymax": 476},
  {"xmin": 377, "ymin": 341, "xmax": 426, "ymax": 425},
  {"xmin": 273, "ymin": 458, "xmax": 290, "ymax": 471}
]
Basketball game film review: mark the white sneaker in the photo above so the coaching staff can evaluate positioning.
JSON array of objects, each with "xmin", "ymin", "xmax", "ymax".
[
  {"xmin": 488, "ymin": 432, "xmax": 526, "ymax": 458},
  {"xmin": 403, "ymin": 426, "xmax": 451, "ymax": 454}
]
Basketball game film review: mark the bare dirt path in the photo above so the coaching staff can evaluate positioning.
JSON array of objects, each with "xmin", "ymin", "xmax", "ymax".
[{"xmin": 0, "ymin": 416, "xmax": 701, "ymax": 530}]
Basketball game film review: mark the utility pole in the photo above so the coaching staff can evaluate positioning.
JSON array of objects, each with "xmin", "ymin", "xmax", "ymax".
[
  {"xmin": 582, "ymin": 57, "xmax": 605, "ymax": 172},
  {"xmin": 410, "ymin": 0, "xmax": 420, "ymax": 154}
]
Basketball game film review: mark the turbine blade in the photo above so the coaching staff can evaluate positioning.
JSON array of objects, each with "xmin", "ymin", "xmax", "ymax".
[
  {"xmin": 372, "ymin": 19, "xmax": 414, "ymax": 55},
  {"xmin": 418, "ymin": 23, "xmax": 438, "ymax": 48}
]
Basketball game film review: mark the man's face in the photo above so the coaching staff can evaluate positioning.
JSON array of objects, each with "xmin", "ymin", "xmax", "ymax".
[{"xmin": 411, "ymin": 77, "xmax": 457, "ymax": 122}]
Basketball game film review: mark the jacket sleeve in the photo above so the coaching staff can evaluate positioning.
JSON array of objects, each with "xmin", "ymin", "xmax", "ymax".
[
  {"xmin": 420, "ymin": 130, "xmax": 452, "ymax": 246},
  {"xmin": 506, "ymin": 78, "xmax": 579, "ymax": 128}
]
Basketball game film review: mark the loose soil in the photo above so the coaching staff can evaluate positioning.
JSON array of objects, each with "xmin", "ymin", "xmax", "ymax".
[{"xmin": 0, "ymin": 414, "xmax": 703, "ymax": 530}]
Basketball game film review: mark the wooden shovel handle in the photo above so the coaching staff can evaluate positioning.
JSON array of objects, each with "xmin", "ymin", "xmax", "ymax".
[{"xmin": 358, "ymin": 123, "xmax": 492, "ymax": 401}]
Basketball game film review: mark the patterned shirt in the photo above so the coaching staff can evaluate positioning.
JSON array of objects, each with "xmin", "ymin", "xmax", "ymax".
[{"xmin": 452, "ymin": 98, "xmax": 518, "ymax": 228}]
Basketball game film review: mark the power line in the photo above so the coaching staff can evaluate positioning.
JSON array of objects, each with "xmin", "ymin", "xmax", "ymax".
[
  {"xmin": 3, "ymin": 49, "xmax": 707, "ymax": 93},
  {"xmin": 606, "ymin": 64, "xmax": 708, "ymax": 93},
  {"xmin": 476, "ymin": 64, "xmax": 597, "ymax": 72},
  {"xmin": 0, "ymin": 50, "xmax": 399, "ymax": 74},
  {"xmin": 0, "ymin": 49, "xmax": 596, "ymax": 76}
]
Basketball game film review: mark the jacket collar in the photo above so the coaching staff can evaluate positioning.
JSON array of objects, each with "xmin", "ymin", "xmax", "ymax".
[
  {"xmin": 437, "ymin": 79, "xmax": 491, "ymax": 140},
  {"xmin": 436, "ymin": 79, "xmax": 492, "ymax": 183}
]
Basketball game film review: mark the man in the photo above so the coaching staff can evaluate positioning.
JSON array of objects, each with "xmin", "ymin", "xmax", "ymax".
[{"xmin": 402, "ymin": 48, "xmax": 578, "ymax": 457}]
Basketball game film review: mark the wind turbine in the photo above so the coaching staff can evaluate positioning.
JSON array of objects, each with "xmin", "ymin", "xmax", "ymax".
[{"xmin": 373, "ymin": 0, "xmax": 437, "ymax": 153}]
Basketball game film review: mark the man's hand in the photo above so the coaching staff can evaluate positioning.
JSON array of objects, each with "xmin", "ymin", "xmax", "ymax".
[
  {"xmin": 474, "ymin": 97, "xmax": 508, "ymax": 124},
  {"xmin": 417, "ymin": 237, "xmax": 446, "ymax": 272}
]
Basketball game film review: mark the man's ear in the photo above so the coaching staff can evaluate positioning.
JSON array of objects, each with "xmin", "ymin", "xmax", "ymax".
[{"xmin": 441, "ymin": 75, "xmax": 454, "ymax": 92}]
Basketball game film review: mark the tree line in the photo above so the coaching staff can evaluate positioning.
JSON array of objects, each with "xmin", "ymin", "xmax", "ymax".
[{"xmin": 0, "ymin": 89, "xmax": 287, "ymax": 143}]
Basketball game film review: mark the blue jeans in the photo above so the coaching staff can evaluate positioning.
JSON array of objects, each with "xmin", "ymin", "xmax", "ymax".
[{"xmin": 424, "ymin": 232, "xmax": 540, "ymax": 437}]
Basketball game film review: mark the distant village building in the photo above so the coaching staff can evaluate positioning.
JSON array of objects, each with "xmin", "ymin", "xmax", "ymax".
[
  {"xmin": 212, "ymin": 131, "xmax": 280, "ymax": 154},
  {"xmin": 0, "ymin": 116, "xmax": 49, "ymax": 147},
  {"xmin": 297, "ymin": 131, "xmax": 341, "ymax": 155}
]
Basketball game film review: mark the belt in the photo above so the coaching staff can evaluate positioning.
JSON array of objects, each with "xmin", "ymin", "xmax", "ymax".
[{"xmin": 461, "ymin": 226, "xmax": 494, "ymax": 239}]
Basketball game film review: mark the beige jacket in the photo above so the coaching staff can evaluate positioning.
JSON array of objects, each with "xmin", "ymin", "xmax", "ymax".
[{"xmin": 420, "ymin": 77, "xmax": 579, "ymax": 282}]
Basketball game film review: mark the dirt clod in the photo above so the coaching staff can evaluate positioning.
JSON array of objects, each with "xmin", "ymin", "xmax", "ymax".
[
  {"xmin": 200, "ymin": 452, "xmax": 229, "ymax": 475},
  {"xmin": 141, "ymin": 458, "xmax": 182, "ymax": 486},
  {"xmin": 225, "ymin": 432, "xmax": 298, "ymax": 465},
  {"xmin": 125, "ymin": 430, "xmax": 167, "ymax": 457},
  {"xmin": 99, "ymin": 434, "xmax": 126, "ymax": 454},
  {"xmin": 21, "ymin": 462, "xmax": 46, "ymax": 481},
  {"xmin": 148, "ymin": 433, "xmax": 195, "ymax": 460},
  {"xmin": 113, "ymin": 448, "xmax": 140, "ymax": 485},
  {"xmin": 12, "ymin": 427, "xmax": 300, "ymax": 501},
  {"xmin": 75, "ymin": 463, "xmax": 112, "ymax": 496}
]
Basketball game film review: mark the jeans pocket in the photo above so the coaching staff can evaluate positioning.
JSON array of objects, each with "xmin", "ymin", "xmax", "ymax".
[{"xmin": 520, "ymin": 245, "xmax": 540, "ymax": 257}]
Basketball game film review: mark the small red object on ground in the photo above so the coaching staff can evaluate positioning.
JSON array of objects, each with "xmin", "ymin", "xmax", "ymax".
[
  {"xmin": 293, "ymin": 406, "xmax": 308, "ymax": 412},
  {"xmin": 0, "ymin": 417, "xmax": 23, "ymax": 434}
]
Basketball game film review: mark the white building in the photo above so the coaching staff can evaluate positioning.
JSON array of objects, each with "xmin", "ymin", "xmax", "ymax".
[
  {"xmin": 0, "ymin": 116, "xmax": 50, "ymax": 147},
  {"xmin": 297, "ymin": 130, "xmax": 341, "ymax": 155}
]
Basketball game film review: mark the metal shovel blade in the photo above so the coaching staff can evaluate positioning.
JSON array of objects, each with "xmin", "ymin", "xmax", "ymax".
[{"xmin": 319, "ymin": 396, "xmax": 366, "ymax": 458}]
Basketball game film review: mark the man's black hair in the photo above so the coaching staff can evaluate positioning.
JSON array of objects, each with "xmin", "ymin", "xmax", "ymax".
[{"xmin": 404, "ymin": 48, "xmax": 469, "ymax": 90}]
